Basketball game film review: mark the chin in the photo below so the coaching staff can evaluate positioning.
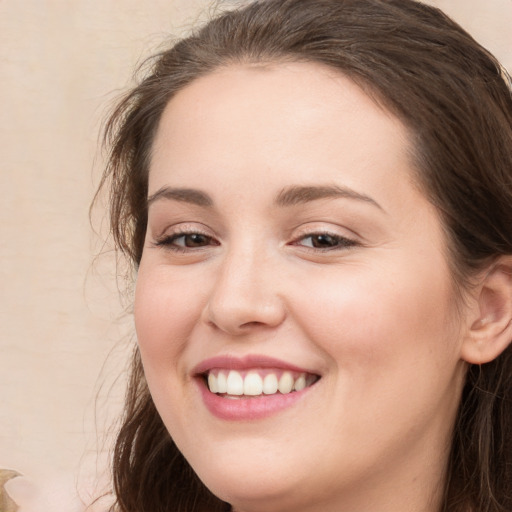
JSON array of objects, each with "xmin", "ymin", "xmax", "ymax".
[{"xmin": 189, "ymin": 453, "xmax": 307, "ymax": 511}]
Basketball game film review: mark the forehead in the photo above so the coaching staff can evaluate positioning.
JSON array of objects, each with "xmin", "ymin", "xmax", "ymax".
[{"xmin": 149, "ymin": 62, "xmax": 417, "ymax": 210}]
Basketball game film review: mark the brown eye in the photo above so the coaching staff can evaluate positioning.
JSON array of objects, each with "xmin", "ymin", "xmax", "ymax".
[
  {"xmin": 155, "ymin": 231, "xmax": 218, "ymax": 251},
  {"xmin": 176, "ymin": 233, "xmax": 212, "ymax": 247},
  {"xmin": 296, "ymin": 233, "xmax": 357, "ymax": 250},
  {"xmin": 308, "ymin": 234, "xmax": 339, "ymax": 248}
]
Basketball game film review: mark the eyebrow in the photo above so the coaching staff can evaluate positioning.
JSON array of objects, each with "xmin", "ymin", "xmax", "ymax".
[
  {"xmin": 147, "ymin": 184, "xmax": 383, "ymax": 211},
  {"xmin": 275, "ymin": 184, "xmax": 383, "ymax": 210},
  {"xmin": 147, "ymin": 187, "xmax": 214, "ymax": 208}
]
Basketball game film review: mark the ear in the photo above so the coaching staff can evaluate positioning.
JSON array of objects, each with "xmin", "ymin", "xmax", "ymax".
[{"xmin": 461, "ymin": 256, "xmax": 512, "ymax": 365}]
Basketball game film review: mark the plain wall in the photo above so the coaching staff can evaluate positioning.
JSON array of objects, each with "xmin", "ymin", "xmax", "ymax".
[{"xmin": 1, "ymin": 1, "xmax": 511, "ymax": 510}]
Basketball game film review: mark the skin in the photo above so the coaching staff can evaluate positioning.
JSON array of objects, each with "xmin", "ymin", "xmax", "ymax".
[{"xmin": 134, "ymin": 62, "xmax": 470, "ymax": 512}]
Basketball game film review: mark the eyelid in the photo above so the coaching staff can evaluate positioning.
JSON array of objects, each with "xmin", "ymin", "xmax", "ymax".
[
  {"xmin": 291, "ymin": 222, "xmax": 360, "ymax": 239},
  {"xmin": 288, "ymin": 224, "xmax": 362, "ymax": 252},
  {"xmin": 292, "ymin": 233, "xmax": 358, "ymax": 249},
  {"xmin": 151, "ymin": 223, "xmax": 219, "ymax": 251},
  {"xmin": 150, "ymin": 221, "xmax": 362, "ymax": 254},
  {"xmin": 153, "ymin": 221, "xmax": 211, "ymax": 238},
  {"xmin": 155, "ymin": 232, "xmax": 215, "ymax": 247}
]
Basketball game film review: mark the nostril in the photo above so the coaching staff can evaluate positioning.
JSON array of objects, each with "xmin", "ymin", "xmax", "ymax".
[
  {"xmin": 240, "ymin": 321, "xmax": 266, "ymax": 328},
  {"xmin": 204, "ymin": 297, "xmax": 286, "ymax": 335}
]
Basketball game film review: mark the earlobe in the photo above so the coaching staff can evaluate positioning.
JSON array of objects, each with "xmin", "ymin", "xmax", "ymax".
[{"xmin": 461, "ymin": 257, "xmax": 512, "ymax": 365}]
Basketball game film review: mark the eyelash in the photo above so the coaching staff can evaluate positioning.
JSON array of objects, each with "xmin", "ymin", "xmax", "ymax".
[
  {"xmin": 154, "ymin": 230, "xmax": 218, "ymax": 253},
  {"xmin": 291, "ymin": 232, "xmax": 359, "ymax": 251},
  {"xmin": 153, "ymin": 229, "xmax": 358, "ymax": 253}
]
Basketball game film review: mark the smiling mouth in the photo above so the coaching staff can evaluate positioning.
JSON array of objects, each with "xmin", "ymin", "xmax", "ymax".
[{"xmin": 204, "ymin": 369, "xmax": 320, "ymax": 398}]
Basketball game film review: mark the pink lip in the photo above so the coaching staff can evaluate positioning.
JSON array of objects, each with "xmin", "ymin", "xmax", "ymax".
[
  {"xmin": 193, "ymin": 354, "xmax": 319, "ymax": 421},
  {"xmin": 193, "ymin": 354, "xmax": 313, "ymax": 375}
]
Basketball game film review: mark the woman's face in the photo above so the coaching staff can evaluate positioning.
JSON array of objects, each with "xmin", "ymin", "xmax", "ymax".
[{"xmin": 135, "ymin": 62, "xmax": 469, "ymax": 512}]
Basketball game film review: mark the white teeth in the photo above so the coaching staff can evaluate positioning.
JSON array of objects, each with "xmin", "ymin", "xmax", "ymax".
[
  {"xmin": 294, "ymin": 374, "xmax": 306, "ymax": 391},
  {"xmin": 262, "ymin": 373, "xmax": 278, "ymax": 394},
  {"xmin": 244, "ymin": 372, "xmax": 263, "ymax": 395},
  {"xmin": 217, "ymin": 371, "xmax": 227, "ymax": 393},
  {"xmin": 226, "ymin": 370, "xmax": 244, "ymax": 395},
  {"xmin": 278, "ymin": 372, "xmax": 294, "ymax": 394},
  {"xmin": 208, "ymin": 373, "xmax": 218, "ymax": 393},
  {"xmin": 206, "ymin": 370, "xmax": 315, "ymax": 396}
]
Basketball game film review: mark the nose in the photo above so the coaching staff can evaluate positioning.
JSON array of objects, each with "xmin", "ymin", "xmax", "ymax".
[{"xmin": 203, "ymin": 246, "xmax": 286, "ymax": 335}]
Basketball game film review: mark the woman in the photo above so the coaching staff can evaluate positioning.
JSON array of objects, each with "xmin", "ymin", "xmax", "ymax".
[{"xmin": 99, "ymin": 0, "xmax": 512, "ymax": 511}]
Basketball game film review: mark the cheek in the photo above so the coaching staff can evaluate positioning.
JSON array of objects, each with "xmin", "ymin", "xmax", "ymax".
[
  {"xmin": 290, "ymin": 259, "xmax": 465, "ymax": 456},
  {"xmin": 133, "ymin": 263, "xmax": 214, "ymax": 438},
  {"xmin": 293, "ymin": 258, "xmax": 461, "ymax": 383},
  {"xmin": 134, "ymin": 264, "xmax": 206, "ymax": 378}
]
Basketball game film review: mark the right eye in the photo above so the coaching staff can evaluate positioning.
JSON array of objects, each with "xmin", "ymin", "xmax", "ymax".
[{"xmin": 155, "ymin": 231, "xmax": 219, "ymax": 251}]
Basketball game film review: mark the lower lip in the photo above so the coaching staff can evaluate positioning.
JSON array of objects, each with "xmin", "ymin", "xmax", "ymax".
[{"xmin": 196, "ymin": 378, "xmax": 314, "ymax": 421}]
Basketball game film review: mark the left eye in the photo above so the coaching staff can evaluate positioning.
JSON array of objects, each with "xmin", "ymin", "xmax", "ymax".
[{"xmin": 297, "ymin": 233, "xmax": 355, "ymax": 249}]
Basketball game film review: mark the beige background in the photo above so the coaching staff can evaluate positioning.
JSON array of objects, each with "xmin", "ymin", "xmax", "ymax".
[{"xmin": 1, "ymin": 1, "xmax": 511, "ymax": 510}]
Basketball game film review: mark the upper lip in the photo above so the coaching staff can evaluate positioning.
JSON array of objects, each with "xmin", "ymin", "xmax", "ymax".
[{"xmin": 193, "ymin": 354, "xmax": 318, "ymax": 376}]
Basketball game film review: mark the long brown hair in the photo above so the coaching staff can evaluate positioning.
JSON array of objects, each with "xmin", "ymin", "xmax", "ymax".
[{"xmin": 99, "ymin": 1, "xmax": 512, "ymax": 510}]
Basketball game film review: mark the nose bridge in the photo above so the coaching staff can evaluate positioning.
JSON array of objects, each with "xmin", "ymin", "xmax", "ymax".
[{"xmin": 205, "ymin": 238, "xmax": 285, "ymax": 334}]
